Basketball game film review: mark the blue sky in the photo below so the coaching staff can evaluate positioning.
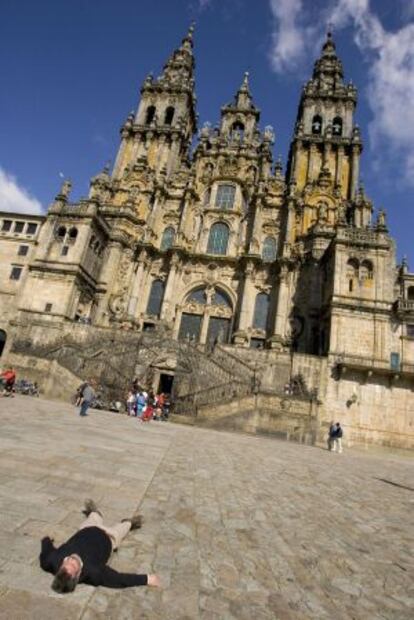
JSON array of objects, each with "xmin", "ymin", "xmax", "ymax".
[{"xmin": 0, "ymin": 0, "xmax": 413, "ymax": 265}]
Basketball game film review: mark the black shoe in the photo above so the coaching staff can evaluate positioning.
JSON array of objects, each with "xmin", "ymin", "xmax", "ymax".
[
  {"xmin": 83, "ymin": 499, "xmax": 101, "ymax": 517},
  {"xmin": 122, "ymin": 513, "xmax": 143, "ymax": 530}
]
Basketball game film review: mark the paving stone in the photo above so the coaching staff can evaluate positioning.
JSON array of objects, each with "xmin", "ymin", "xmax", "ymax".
[{"xmin": 0, "ymin": 396, "xmax": 414, "ymax": 618}]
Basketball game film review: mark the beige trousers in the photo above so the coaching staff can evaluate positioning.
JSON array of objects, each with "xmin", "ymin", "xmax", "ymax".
[{"xmin": 78, "ymin": 512, "xmax": 131, "ymax": 551}]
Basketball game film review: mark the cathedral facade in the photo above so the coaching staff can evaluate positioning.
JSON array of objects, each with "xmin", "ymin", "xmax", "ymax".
[{"xmin": 1, "ymin": 28, "xmax": 413, "ymax": 447}]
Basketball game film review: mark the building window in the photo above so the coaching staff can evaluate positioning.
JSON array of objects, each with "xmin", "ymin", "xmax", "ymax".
[
  {"xmin": 360, "ymin": 260, "xmax": 373, "ymax": 281},
  {"xmin": 188, "ymin": 287, "xmax": 207, "ymax": 304},
  {"xmin": 407, "ymin": 286, "xmax": 414, "ymax": 301},
  {"xmin": 145, "ymin": 105, "xmax": 156, "ymax": 125},
  {"xmin": 61, "ymin": 245, "xmax": 69, "ymax": 256},
  {"xmin": 160, "ymin": 227, "xmax": 175, "ymax": 251},
  {"xmin": 231, "ymin": 121, "xmax": 245, "ymax": 140},
  {"xmin": 14, "ymin": 221, "xmax": 25, "ymax": 233},
  {"xmin": 215, "ymin": 184, "xmax": 236, "ymax": 210},
  {"xmin": 68, "ymin": 227, "xmax": 78, "ymax": 242},
  {"xmin": 407, "ymin": 324, "xmax": 414, "ymax": 338},
  {"xmin": 45, "ymin": 303, "xmax": 52, "ymax": 312},
  {"xmin": 56, "ymin": 225, "xmax": 66, "ymax": 241},
  {"xmin": 346, "ymin": 258, "xmax": 358, "ymax": 293},
  {"xmin": 207, "ymin": 222, "xmax": 229, "ymax": 255},
  {"xmin": 390, "ymin": 352, "xmax": 400, "ymax": 371},
  {"xmin": 332, "ymin": 116, "xmax": 343, "ymax": 136},
  {"xmin": 10, "ymin": 266, "xmax": 22, "ymax": 280},
  {"xmin": 213, "ymin": 289, "xmax": 232, "ymax": 307},
  {"xmin": 27, "ymin": 223, "xmax": 38, "ymax": 235},
  {"xmin": 253, "ymin": 292, "xmax": 270, "ymax": 331},
  {"xmin": 178, "ymin": 313, "xmax": 202, "ymax": 342},
  {"xmin": 262, "ymin": 237, "xmax": 277, "ymax": 262},
  {"xmin": 312, "ymin": 114, "xmax": 322, "ymax": 135},
  {"xmin": 146, "ymin": 279, "xmax": 165, "ymax": 317},
  {"xmin": 18, "ymin": 245, "xmax": 29, "ymax": 256},
  {"xmin": 250, "ymin": 337, "xmax": 265, "ymax": 349},
  {"xmin": 164, "ymin": 106, "xmax": 175, "ymax": 125},
  {"xmin": 2, "ymin": 220, "xmax": 12, "ymax": 232}
]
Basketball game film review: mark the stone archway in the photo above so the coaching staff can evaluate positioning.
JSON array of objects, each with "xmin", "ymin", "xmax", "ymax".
[
  {"xmin": 178, "ymin": 286, "xmax": 234, "ymax": 345},
  {"xmin": 0, "ymin": 330, "xmax": 6, "ymax": 357}
]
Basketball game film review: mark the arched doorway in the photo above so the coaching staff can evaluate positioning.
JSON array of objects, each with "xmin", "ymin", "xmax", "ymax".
[
  {"xmin": 0, "ymin": 330, "xmax": 6, "ymax": 357},
  {"xmin": 178, "ymin": 286, "xmax": 233, "ymax": 345}
]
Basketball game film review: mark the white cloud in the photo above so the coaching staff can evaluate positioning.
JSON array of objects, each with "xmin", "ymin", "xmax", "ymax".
[
  {"xmin": 268, "ymin": 0, "xmax": 414, "ymax": 186},
  {"xmin": 0, "ymin": 167, "xmax": 43, "ymax": 214},
  {"xmin": 268, "ymin": 0, "xmax": 316, "ymax": 72}
]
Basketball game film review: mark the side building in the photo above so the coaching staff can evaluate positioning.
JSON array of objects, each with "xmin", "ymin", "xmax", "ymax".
[{"xmin": 0, "ymin": 29, "xmax": 413, "ymax": 448}]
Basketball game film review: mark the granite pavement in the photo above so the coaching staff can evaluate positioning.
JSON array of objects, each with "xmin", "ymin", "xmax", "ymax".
[{"xmin": 0, "ymin": 396, "xmax": 413, "ymax": 619}]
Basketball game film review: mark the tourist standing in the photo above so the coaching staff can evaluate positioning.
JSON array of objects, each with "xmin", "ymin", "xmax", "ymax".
[
  {"xmin": 79, "ymin": 382, "xmax": 96, "ymax": 417},
  {"xmin": 327, "ymin": 421, "xmax": 336, "ymax": 451},
  {"xmin": 332, "ymin": 423, "xmax": 343, "ymax": 453},
  {"xmin": 126, "ymin": 390, "xmax": 135, "ymax": 416}
]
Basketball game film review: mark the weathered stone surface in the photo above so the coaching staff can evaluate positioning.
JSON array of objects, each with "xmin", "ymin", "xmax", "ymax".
[{"xmin": 0, "ymin": 395, "xmax": 414, "ymax": 618}]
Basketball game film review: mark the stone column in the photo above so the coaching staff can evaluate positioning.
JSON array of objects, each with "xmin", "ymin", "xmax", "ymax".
[
  {"xmin": 94, "ymin": 241, "xmax": 123, "ymax": 323},
  {"xmin": 160, "ymin": 254, "xmax": 181, "ymax": 322},
  {"xmin": 237, "ymin": 263, "xmax": 256, "ymax": 332},
  {"xmin": 199, "ymin": 310, "xmax": 210, "ymax": 345},
  {"xmin": 128, "ymin": 250, "xmax": 148, "ymax": 317},
  {"xmin": 292, "ymin": 141, "xmax": 302, "ymax": 181},
  {"xmin": 323, "ymin": 143, "xmax": 332, "ymax": 168},
  {"xmin": 307, "ymin": 144, "xmax": 317, "ymax": 183},
  {"xmin": 112, "ymin": 128, "xmax": 132, "ymax": 180},
  {"xmin": 350, "ymin": 146, "xmax": 361, "ymax": 199},
  {"xmin": 272, "ymin": 265, "xmax": 291, "ymax": 343},
  {"xmin": 335, "ymin": 145, "xmax": 344, "ymax": 188}
]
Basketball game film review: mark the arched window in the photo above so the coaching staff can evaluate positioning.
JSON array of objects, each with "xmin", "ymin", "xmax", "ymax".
[
  {"xmin": 56, "ymin": 226, "xmax": 66, "ymax": 241},
  {"xmin": 332, "ymin": 116, "xmax": 343, "ymax": 136},
  {"xmin": 253, "ymin": 293, "xmax": 270, "ymax": 331},
  {"xmin": 0, "ymin": 329, "xmax": 7, "ymax": 357},
  {"xmin": 231, "ymin": 121, "xmax": 245, "ymax": 140},
  {"xmin": 187, "ymin": 287, "xmax": 207, "ymax": 304},
  {"xmin": 68, "ymin": 227, "xmax": 78, "ymax": 243},
  {"xmin": 408, "ymin": 286, "xmax": 414, "ymax": 301},
  {"xmin": 262, "ymin": 237, "xmax": 277, "ymax": 262},
  {"xmin": 164, "ymin": 106, "xmax": 175, "ymax": 125},
  {"xmin": 215, "ymin": 184, "xmax": 236, "ymax": 210},
  {"xmin": 145, "ymin": 105, "xmax": 156, "ymax": 125},
  {"xmin": 160, "ymin": 227, "xmax": 175, "ymax": 251},
  {"xmin": 146, "ymin": 279, "xmax": 165, "ymax": 317},
  {"xmin": 312, "ymin": 114, "xmax": 322, "ymax": 135},
  {"xmin": 207, "ymin": 222, "xmax": 230, "ymax": 255},
  {"xmin": 213, "ymin": 289, "xmax": 232, "ymax": 308},
  {"xmin": 346, "ymin": 258, "xmax": 358, "ymax": 293},
  {"xmin": 360, "ymin": 260, "xmax": 373, "ymax": 281}
]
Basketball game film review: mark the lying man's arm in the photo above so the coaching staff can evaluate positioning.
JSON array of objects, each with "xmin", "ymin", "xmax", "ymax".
[
  {"xmin": 39, "ymin": 537, "xmax": 56, "ymax": 571},
  {"xmin": 86, "ymin": 566, "xmax": 160, "ymax": 589}
]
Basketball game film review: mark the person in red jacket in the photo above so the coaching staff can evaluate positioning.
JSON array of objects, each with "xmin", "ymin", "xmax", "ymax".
[
  {"xmin": 40, "ymin": 499, "xmax": 160, "ymax": 593},
  {"xmin": 1, "ymin": 367, "xmax": 16, "ymax": 397}
]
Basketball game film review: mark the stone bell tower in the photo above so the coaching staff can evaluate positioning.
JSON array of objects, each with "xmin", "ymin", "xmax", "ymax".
[
  {"xmin": 112, "ymin": 25, "xmax": 197, "ymax": 181},
  {"xmin": 286, "ymin": 32, "xmax": 363, "ymax": 240}
]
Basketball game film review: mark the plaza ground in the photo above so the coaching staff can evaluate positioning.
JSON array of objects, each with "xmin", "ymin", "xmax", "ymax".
[{"xmin": 0, "ymin": 396, "xmax": 413, "ymax": 619}]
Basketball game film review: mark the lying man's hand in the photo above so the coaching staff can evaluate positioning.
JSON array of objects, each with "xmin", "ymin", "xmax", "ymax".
[{"xmin": 147, "ymin": 574, "xmax": 161, "ymax": 587}]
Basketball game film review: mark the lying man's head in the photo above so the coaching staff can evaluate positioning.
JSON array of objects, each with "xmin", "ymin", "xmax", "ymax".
[{"xmin": 51, "ymin": 555, "xmax": 82, "ymax": 593}]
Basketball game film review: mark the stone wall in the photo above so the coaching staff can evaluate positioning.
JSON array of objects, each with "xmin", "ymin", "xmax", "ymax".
[
  {"xmin": 7, "ymin": 352, "xmax": 81, "ymax": 401},
  {"xmin": 321, "ymin": 367, "xmax": 414, "ymax": 449},
  {"xmin": 193, "ymin": 391, "xmax": 317, "ymax": 444}
]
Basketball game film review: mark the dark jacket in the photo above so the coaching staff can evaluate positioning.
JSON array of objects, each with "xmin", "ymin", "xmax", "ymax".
[
  {"xmin": 39, "ymin": 526, "xmax": 147, "ymax": 588},
  {"xmin": 335, "ymin": 425, "xmax": 343, "ymax": 438}
]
